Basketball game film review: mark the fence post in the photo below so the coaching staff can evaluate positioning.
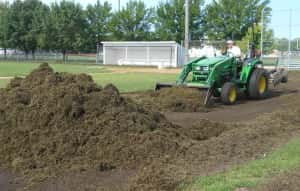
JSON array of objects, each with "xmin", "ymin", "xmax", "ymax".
[
  {"xmin": 184, "ymin": 0, "xmax": 189, "ymax": 63},
  {"xmin": 96, "ymin": 42, "xmax": 99, "ymax": 65},
  {"xmin": 146, "ymin": 46, "xmax": 150, "ymax": 65}
]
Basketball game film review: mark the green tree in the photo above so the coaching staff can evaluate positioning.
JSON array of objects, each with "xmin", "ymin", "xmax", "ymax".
[
  {"xmin": 291, "ymin": 38, "xmax": 300, "ymax": 51},
  {"xmin": 0, "ymin": 2, "xmax": 10, "ymax": 59},
  {"xmin": 155, "ymin": 0, "xmax": 204, "ymax": 43},
  {"xmin": 273, "ymin": 38, "xmax": 289, "ymax": 52},
  {"xmin": 7, "ymin": 0, "xmax": 49, "ymax": 58},
  {"xmin": 237, "ymin": 24, "xmax": 274, "ymax": 54},
  {"xmin": 204, "ymin": 0, "xmax": 271, "ymax": 41},
  {"xmin": 273, "ymin": 38, "xmax": 300, "ymax": 52},
  {"xmin": 49, "ymin": 1, "xmax": 86, "ymax": 61},
  {"xmin": 85, "ymin": 0, "xmax": 112, "ymax": 51},
  {"xmin": 110, "ymin": 1, "xmax": 154, "ymax": 41}
]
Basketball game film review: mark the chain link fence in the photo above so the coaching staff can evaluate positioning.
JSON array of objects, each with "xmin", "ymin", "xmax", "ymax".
[
  {"xmin": 262, "ymin": 9, "xmax": 300, "ymax": 70},
  {"xmin": 0, "ymin": 49, "xmax": 103, "ymax": 65}
]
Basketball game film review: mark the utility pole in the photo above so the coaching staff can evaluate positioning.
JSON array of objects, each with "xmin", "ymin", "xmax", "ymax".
[
  {"xmin": 96, "ymin": 34, "xmax": 99, "ymax": 65},
  {"xmin": 288, "ymin": 9, "xmax": 292, "ymax": 53},
  {"xmin": 118, "ymin": 0, "xmax": 120, "ymax": 12},
  {"xmin": 184, "ymin": 0, "xmax": 189, "ymax": 63},
  {"xmin": 260, "ymin": 7, "xmax": 266, "ymax": 59},
  {"xmin": 288, "ymin": 9, "xmax": 292, "ymax": 69},
  {"xmin": 96, "ymin": 43, "xmax": 99, "ymax": 65}
]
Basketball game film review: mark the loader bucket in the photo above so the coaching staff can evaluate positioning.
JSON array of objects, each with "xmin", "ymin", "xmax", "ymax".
[
  {"xmin": 155, "ymin": 83, "xmax": 213, "ymax": 107},
  {"xmin": 155, "ymin": 83, "xmax": 176, "ymax": 91}
]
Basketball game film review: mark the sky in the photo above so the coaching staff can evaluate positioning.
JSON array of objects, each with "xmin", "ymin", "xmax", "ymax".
[
  {"xmin": 4, "ymin": 0, "xmax": 300, "ymax": 38},
  {"xmin": 268, "ymin": 0, "xmax": 300, "ymax": 39}
]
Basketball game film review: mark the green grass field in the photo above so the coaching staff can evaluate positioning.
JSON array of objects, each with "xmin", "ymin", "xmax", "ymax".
[
  {"xmin": 0, "ymin": 62, "xmax": 177, "ymax": 92},
  {"xmin": 92, "ymin": 73, "xmax": 177, "ymax": 92},
  {"xmin": 184, "ymin": 137, "xmax": 300, "ymax": 191},
  {"xmin": 0, "ymin": 62, "xmax": 108, "ymax": 76}
]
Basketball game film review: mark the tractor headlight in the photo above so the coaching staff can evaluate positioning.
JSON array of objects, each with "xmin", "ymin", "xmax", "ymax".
[
  {"xmin": 202, "ymin": 66, "xmax": 209, "ymax": 71},
  {"xmin": 195, "ymin": 66, "xmax": 209, "ymax": 71}
]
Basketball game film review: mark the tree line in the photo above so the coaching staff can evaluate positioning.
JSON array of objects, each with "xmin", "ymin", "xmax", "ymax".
[{"xmin": 0, "ymin": 0, "xmax": 272, "ymax": 60}]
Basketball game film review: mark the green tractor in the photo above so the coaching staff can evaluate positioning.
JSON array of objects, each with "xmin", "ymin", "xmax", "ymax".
[{"xmin": 156, "ymin": 53, "xmax": 288, "ymax": 106}]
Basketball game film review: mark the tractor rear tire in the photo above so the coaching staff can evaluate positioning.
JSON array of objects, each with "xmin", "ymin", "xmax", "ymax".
[
  {"xmin": 248, "ymin": 68, "xmax": 269, "ymax": 99},
  {"xmin": 221, "ymin": 82, "xmax": 237, "ymax": 105}
]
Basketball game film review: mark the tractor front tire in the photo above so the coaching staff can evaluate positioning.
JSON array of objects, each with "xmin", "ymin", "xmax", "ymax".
[
  {"xmin": 248, "ymin": 68, "xmax": 269, "ymax": 99},
  {"xmin": 221, "ymin": 82, "xmax": 237, "ymax": 105}
]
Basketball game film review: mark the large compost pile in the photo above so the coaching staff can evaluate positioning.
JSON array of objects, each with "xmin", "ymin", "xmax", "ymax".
[{"xmin": 0, "ymin": 64, "xmax": 187, "ymax": 181}]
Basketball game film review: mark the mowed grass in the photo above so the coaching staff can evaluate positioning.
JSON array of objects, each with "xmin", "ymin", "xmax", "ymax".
[
  {"xmin": 0, "ymin": 62, "xmax": 178, "ymax": 92},
  {"xmin": 0, "ymin": 62, "xmax": 108, "ymax": 77},
  {"xmin": 92, "ymin": 73, "xmax": 177, "ymax": 92},
  {"xmin": 0, "ymin": 78, "xmax": 11, "ymax": 88},
  {"xmin": 184, "ymin": 137, "xmax": 300, "ymax": 191}
]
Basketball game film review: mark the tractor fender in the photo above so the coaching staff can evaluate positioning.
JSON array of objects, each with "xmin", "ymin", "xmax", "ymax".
[{"xmin": 245, "ymin": 60, "xmax": 265, "ymax": 84}]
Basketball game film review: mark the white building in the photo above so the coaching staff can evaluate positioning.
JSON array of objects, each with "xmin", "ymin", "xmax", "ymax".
[
  {"xmin": 0, "ymin": 48, "xmax": 20, "ymax": 55},
  {"xmin": 102, "ymin": 41, "xmax": 185, "ymax": 68},
  {"xmin": 189, "ymin": 45, "xmax": 222, "ymax": 59}
]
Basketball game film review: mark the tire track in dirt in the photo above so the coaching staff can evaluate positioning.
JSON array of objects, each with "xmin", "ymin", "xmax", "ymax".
[{"xmin": 165, "ymin": 84, "xmax": 300, "ymax": 126}]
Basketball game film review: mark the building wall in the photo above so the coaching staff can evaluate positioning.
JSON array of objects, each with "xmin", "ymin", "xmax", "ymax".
[{"xmin": 103, "ymin": 42, "xmax": 184, "ymax": 68}]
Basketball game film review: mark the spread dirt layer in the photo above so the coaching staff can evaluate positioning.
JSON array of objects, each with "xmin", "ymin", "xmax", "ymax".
[
  {"xmin": 0, "ymin": 64, "xmax": 300, "ymax": 191},
  {"xmin": 124, "ymin": 87, "xmax": 208, "ymax": 112},
  {"xmin": 255, "ymin": 170, "xmax": 300, "ymax": 191}
]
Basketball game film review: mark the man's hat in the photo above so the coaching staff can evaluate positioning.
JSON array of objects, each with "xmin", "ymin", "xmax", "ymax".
[{"xmin": 226, "ymin": 40, "xmax": 234, "ymax": 44}]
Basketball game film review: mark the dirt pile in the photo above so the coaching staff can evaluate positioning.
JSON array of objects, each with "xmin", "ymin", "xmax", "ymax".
[
  {"xmin": 0, "ymin": 64, "xmax": 187, "ymax": 183},
  {"xmin": 124, "ymin": 87, "xmax": 208, "ymax": 112}
]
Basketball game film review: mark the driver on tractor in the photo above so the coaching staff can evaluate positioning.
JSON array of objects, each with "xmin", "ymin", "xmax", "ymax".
[
  {"xmin": 225, "ymin": 40, "xmax": 243, "ymax": 75},
  {"xmin": 225, "ymin": 40, "xmax": 241, "ymax": 58}
]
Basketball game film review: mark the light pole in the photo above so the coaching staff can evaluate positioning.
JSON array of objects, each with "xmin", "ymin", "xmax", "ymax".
[
  {"xmin": 288, "ymin": 9, "xmax": 292, "ymax": 69},
  {"xmin": 96, "ymin": 34, "xmax": 99, "ymax": 65},
  {"xmin": 184, "ymin": 0, "xmax": 189, "ymax": 63},
  {"xmin": 260, "ymin": 7, "xmax": 266, "ymax": 59},
  {"xmin": 288, "ymin": 9, "xmax": 292, "ymax": 54}
]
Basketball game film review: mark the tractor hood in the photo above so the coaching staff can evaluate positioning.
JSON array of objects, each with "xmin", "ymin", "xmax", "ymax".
[
  {"xmin": 175, "ymin": 56, "xmax": 234, "ymax": 86},
  {"xmin": 193, "ymin": 56, "xmax": 230, "ymax": 68}
]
